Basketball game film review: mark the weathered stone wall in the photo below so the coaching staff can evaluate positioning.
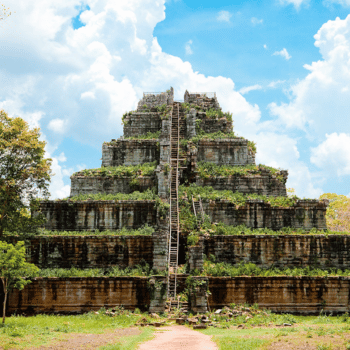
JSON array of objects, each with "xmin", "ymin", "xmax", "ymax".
[
  {"xmin": 184, "ymin": 91, "xmax": 221, "ymax": 110},
  {"xmin": 123, "ymin": 112, "xmax": 162, "ymax": 138},
  {"xmin": 24, "ymin": 236, "xmax": 153, "ymax": 269},
  {"xmin": 203, "ymin": 199, "xmax": 328, "ymax": 230},
  {"xmin": 197, "ymin": 117, "xmax": 233, "ymax": 134},
  {"xmin": 205, "ymin": 235, "xmax": 350, "ymax": 269},
  {"xmin": 137, "ymin": 88, "xmax": 174, "ymax": 110},
  {"xmin": 148, "ymin": 276, "xmax": 167, "ymax": 313},
  {"xmin": 39, "ymin": 201, "xmax": 157, "ymax": 231},
  {"xmin": 4, "ymin": 277, "xmax": 150, "ymax": 315},
  {"xmin": 196, "ymin": 170, "xmax": 288, "ymax": 197},
  {"xmin": 70, "ymin": 176, "xmax": 156, "ymax": 196},
  {"xmin": 102, "ymin": 140, "xmax": 159, "ymax": 167},
  {"xmin": 196, "ymin": 140, "xmax": 255, "ymax": 166},
  {"xmin": 209, "ymin": 277, "xmax": 350, "ymax": 314},
  {"xmin": 188, "ymin": 237, "xmax": 204, "ymax": 271},
  {"xmin": 152, "ymin": 212, "xmax": 169, "ymax": 271},
  {"xmin": 186, "ymin": 108, "xmax": 197, "ymax": 139},
  {"xmin": 3, "ymin": 276, "xmax": 350, "ymax": 315},
  {"xmin": 157, "ymin": 119, "xmax": 171, "ymax": 198}
]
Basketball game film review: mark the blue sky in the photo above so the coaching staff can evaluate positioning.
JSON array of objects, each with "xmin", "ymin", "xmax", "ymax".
[{"xmin": 1, "ymin": 0, "xmax": 350, "ymax": 199}]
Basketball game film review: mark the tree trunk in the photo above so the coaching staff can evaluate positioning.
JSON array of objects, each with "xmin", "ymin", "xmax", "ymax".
[{"xmin": 2, "ymin": 290, "xmax": 6, "ymax": 324}]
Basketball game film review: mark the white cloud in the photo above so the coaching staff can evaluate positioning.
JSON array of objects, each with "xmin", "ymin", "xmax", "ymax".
[
  {"xmin": 254, "ymin": 132, "xmax": 323, "ymax": 198},
  {"xmin": 57, "ymin": 152, "xmax": 67, "ymax": 162},
  {"xmin": 324, "ymin": 0, "xmax": 350, "ymax": 6},
  {"xmin": 268, "ymin": 80, "xmax": 285, "ymax": 88},
  {"xmin": 279, "ymin": 0, "xmax": 309, "ymax": 9},
  {"xmin": 239, "ymin": 84, "xmax": 262, "ymax": 95},
  {"xmin": 251, "ymin": 17, "xmax": 263, "ymax": 25},
  {"xmin": 50, "ymin": 156, "xmax": 71, "ymax": 198},
  {"xmin": 273, "ymin": 48, "xmax": 291, "ymax": 60},
  {"xmin": 263, "ymin": 44, "xmax": 268, "ymax": 49},
  {"xmin": 217, "ymin": 10, "xmax": 232, "ymax": 22},
  {"xmin": 311, "ymin": 133, "xmax": 350, "ymax": 176},
  {"xmin": 185, "ymin": 40, "xmax": 193, "ymax": 55},
  {"xmin": 268, "ymin": 15, "xmax": 350, "ymax": 135},
  {"xmin": 48, "ymin": 119, "xmax": 67, "ymax": 134}
]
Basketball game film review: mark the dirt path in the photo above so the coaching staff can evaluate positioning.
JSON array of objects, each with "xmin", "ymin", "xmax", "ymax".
[{"xmin": 137, "ymin": 325, "xmax": 218, "ymax": 350}]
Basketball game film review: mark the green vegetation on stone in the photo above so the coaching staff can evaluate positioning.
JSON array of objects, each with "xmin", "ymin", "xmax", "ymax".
[
  {"xmin": 191, "ymin": 131, "xmax": 239, "ymax": 143},
  {"xmin": 125, "ymin": 131, "xmax": 161, "ymax": 140},
  {"xmin": 36, "ymin": 263, "xmax": 159, "ymax": 278},
  {"xmin": 193, "ymin": 223, "xmax": 345, "ymax": 236},
  {"xmin": 34, "ymin": 225, "xmax": 154, "ymax": 237},
  {"xmin": 201, "ymin": 260, "xmax": 350, "ymax": 277},
  {"xmin": 63, "ymin": 188, "xmax": 158, "ymax": 202},
  {"xmin": 71, "ymin": 162, "xmax": 157, "ymax": 178},
  {"xmin": 197, "ymin": 162, "xmax": 286, "ymax": 183},
  {"xmin": 179, "ymin": 184, "xmax": 299, "ymax": 208}
]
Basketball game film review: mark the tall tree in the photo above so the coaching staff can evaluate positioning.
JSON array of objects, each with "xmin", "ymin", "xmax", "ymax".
[
  {"xmin": 320, "ymin": 193, "xmax": 350, "ymax": 232},
  {"xmin": 0, "ymin": 241, "xmax": 39, "ymax": 323},
  {"xmin": 0, "ymin": 110, "xmax": 52, "ymax": 236}
]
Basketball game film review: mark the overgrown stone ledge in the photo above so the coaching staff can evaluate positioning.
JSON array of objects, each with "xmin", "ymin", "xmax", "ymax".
[{"xmin": 70, "ymin": 176, "xmax": 156, "ymax": 196}]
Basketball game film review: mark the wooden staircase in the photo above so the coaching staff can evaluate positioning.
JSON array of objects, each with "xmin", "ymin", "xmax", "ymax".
[
  {"xmin": 192, "ymin": 195, "xmax": 205, "ymax": 227},
  {"xmin": 167, "ymin": 102, "xmax": 186, "ymax": 303}
]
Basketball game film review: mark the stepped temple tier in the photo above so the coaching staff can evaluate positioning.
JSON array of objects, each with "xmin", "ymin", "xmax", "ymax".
[{"xmin": 7, "ymin": 88, "xmax": 350, "ymax": 317}]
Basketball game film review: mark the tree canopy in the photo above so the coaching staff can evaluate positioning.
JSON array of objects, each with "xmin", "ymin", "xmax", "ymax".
[
  {"xmin": 320, "ymin": 193, "xmax": 350, "ymax": 232},
  {"xmin": 0, "ymin": 110, "xmax": 52, "ymax": 236},
  {"xmin": 0, "ymin": 241, "xmax": 39, "ymax": 323}
]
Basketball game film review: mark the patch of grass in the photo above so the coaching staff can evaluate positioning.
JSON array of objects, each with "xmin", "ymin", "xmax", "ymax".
[
  {"xmin": 35, "ymin": 263, "xmax": 166, "ymax": 277},
  {"xmin": 179, "ymin": 184, "xmax": 300, "ymax": 208},
  {"xmin": 33, "ymin": 225, "xmax": 155, "ymax": 237},
  {"xmin": 99, "ymin": 327, "xmax": 155, "ymax": 350},
  {"xmin": 125, "ymin": 131, "xmax": 161, "ymax": 140},
  {"xmin": 62, "ymin": 188, "xmax": 158, "ymax": 202},
  {"xmin": 197, "ymin": 162, "xmax": 286, "ymax": 183},
  {"xmin": 71, "ymin": 162, "xmax": 157, "ymax": 178},
  {"xmin": 0, "ymin": 311, "xmax": 146, "ymax": 349},
  {"xmin": 191, "ymin": 131, "xmax": 239, "ymax": 143},
  {"xmin": 201, "ymin": 260, "xmax": 350, "ymax": 277},
  {"xmin": 214, "ymin": 335, "xmax": 267, "ymax": 350},
  {"xmin": 191, "ymin": 222, "xmax": 337, "ymax": 236}
]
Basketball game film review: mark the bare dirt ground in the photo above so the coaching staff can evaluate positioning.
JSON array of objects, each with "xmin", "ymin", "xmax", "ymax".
[
  {"xmin": 25, "ymin": 327, "xmax": 140, "ymax": 350},
  {"xmin": 138, "ymin": 325, "xmax": 218, "ymax": 350}
]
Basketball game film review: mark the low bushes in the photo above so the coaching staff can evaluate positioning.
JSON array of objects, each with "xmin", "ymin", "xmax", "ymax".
[
  {"xmin": 71, "ymin": 162, "xmax": 156, "ymax": 178},
  {"xmin": 63, "ymin": 188, "xmax": 158, "ymax": 202},
  {"xmin": 35, "ymin": 263, "xmax": 165, "ymax": 278},
  {"xmin": 201, "ymin": 259, "xmax": 350, "ymax": 277},
  {"xmin": 179, "ymin": 184, "xmax": 299, "ymax": 208},
  {"xmin": 197, "ymin": 162, "xmax": 286, "ymax": 182}
]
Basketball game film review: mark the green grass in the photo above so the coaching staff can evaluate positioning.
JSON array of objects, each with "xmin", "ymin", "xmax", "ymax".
[
  {"xmin": 190, "ymin": 222, "xmax": 346, "ymax": 236},
  {"xmin": 71, "ymin": 162, "xmax": 157, "ymax": 178},
  {"xmin": 197, "ymin": 163, "xmax": 286, "ymax": 182},
  {"xmin": 125, "ymin": 131, "xmax": 161, "ymax": 140},
  {"xmin": 201, "ymin": 260, "xmax": 350, "ymax": 277},
  {"xmin": 35, "ymin": 225, "xmax": 154, "ymax": 237},
  {"xmin": 62, "ymin": 188, "xmax": 158, "ymax": 202},
  {"xmin": 0, "ymin": 312, "xmax": 152, "ymax": 350},
  {"xmin": 201, "ymin": 328, "xmax": 269, "ymax": 350},
  {"xmin": 35, "ymin": 263, "xmax": 165, "ymax": 277},
  {"xmin": 99, "ymin": 327, "xmax": 155, "ymax": 350},
  {"xmin": 179, "ymin": 184, "xmax": 301, "ymax": 208},
  {"xmin": 198, "ymin": 312, "xmax": 350, "ymax": 349}
]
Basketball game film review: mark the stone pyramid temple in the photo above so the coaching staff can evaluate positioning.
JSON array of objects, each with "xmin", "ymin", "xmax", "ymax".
[{"xmin": 6, "ymin": 88, "xmax": 350, "ymax": 316}]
